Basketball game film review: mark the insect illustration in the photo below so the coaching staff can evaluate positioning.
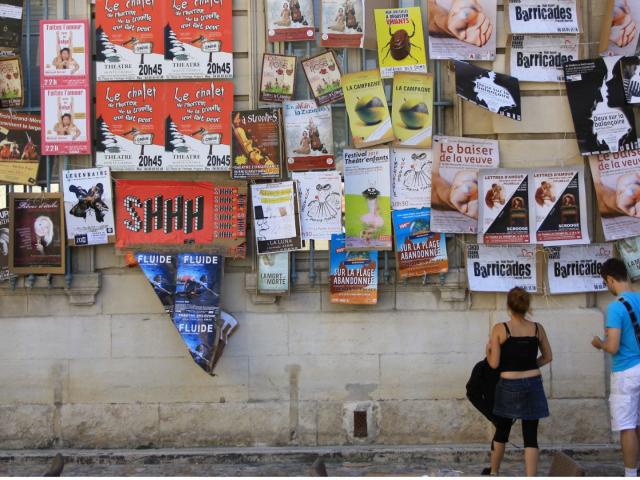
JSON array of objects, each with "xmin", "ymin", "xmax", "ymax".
[
  {"xmin": 305, "ymin": 184, "xmax": 341, "ymax": 222},
  {"xmin": 381, "ymin": 20, "xmax": 421, "ymax": 63}
]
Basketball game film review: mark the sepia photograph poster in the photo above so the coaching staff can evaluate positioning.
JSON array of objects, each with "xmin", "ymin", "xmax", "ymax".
[
  {"xmin": 0, "ymin": 110, "xmax": 40, "ymax": 185},
  {"xmin": 509, "ymin": 34, "xmax": 579, "ymax": 82},
  {"xmin": 251, "ymin": 181, "xmax": 302, "ymax": 254},
  {"xmin": 507, "ymin": 0, "xmax": 580, "ymax": 34},
  {"xmin": 0, "ymin": 56, "xmax": 21, "ymax": 108},
  {"xmin": 330, "ymin": 232, "xmax": 378, "ymax": 305},
  {"xmin": 546, "ymin": 245, "xmax": 610, "ymax": 294},
  {"xmin": 293, "ymin": 170, "xmax": 342, "ymax": 241},
  {"xmin": 466, "ymin": 243, "xmax": 537, "ymax": 293},
  {"xmin": 390, "ymin": 147, "xmax": 432, "ymax": 210},
  {"xmin": 265, "ymin": 0, "xmax": 315, "ymax": 42},
  {"xmin": 391, "ymin": 72, "xmax": 433, "ymax": 148},
  {"xmin": 283, "ymin": 100, "xmax": 335, "ymax": 171},
  {"xmin": 231, "ymin": 108, "xmax": 282, "ymax": 179}
]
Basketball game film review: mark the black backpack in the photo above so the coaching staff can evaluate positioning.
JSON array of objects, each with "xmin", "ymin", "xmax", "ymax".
[{"xmin": 466, "ymin": 358, "xmax": 500, "ymax": 425}]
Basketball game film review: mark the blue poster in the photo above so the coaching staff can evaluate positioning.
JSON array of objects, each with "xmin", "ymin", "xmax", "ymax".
[{"xmin": 136, "ymin": 252, "xmax": 177, "ymax": 314}]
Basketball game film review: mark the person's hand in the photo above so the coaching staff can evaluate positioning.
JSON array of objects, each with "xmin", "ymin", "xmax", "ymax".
[
  {"xmin": 447, "ymin": 0, "xmax": 493, "ymax": 47},
  {"xmin": 616, "ymin": 172, "xmax": 640, "ymax": 217},
  {"xmin": 449, "ymin": 170, "xmax": 479, "ymax": 219},
  {"xmin": 591, "ymin": 336, "xmax": 603, "ymax": 350},
  {"xmin": 35, "ymin": 238, "xmax": 44, "ymax": 254},
  {"xmin": 610, "ymin": 0, "xmax": 638, "ymax": 47}
]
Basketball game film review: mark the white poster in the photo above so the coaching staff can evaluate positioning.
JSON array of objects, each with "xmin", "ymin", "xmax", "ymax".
[
  {"xmin": 466, "ymin": 243, "xmax": 537, "ymax": 292},
  {"xmin": 546, "ymin": 244, "xmax": 611, "ymax": 294},
  {"xmin": 390, "ymin": 148, "xmax": 432, "ymax": 210},
  {"xmin": 292, "ymin": 171, "xmax": 343, "ymax": 241},
  {"xmin": 62, "ymin": 167, "xmax": 115, "ymax": 246},
  {"xmin": 431, "ymin": 136, "xmax": 500, "ymax": 234},
  {"xmin": 509, "ymin": 34, "xmax": 579, "ymax": 82},
  {"xmin": 533, "ymin": 166, "xmax": 590, "ymax": 246},
  {"xmin": 41, "ymin": 21, "xmax": 88, "ymax": 78},
  {"xmin": 251, "ymin": 181, "xmax": 302, "ymax": 254},
  {"xmin": 43, "ymin": 88, "xmax": 89, "ymax": 147},
  {"xmin": 600, "ymin": 0, "xmax": 640, "ymax": 57},
  {"xmin": 508, "ymin": 0, "xmax": 580, "ymax": 34}
]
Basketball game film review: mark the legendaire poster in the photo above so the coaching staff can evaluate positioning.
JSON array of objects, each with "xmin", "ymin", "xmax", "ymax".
[
  {"xmin": 507, "ymin": 0, "xmax": 580, "ymax": 34},
  {"xmin": 343, "ymin": 148, "xmax": 392, "ymax": 251},
  {"xmin": 96, "ymin": 82, "xmax": 165, "ymax": 171},
  {"xmin": 390, "ymin": 148, "xmax": 431, "ymax": 210},
  {"xmin": 283, "ymin": 100, "xmax": 335, "ymax": 171},
  {"xmin": 617, "ymin": 236, "xmax": 640, "ymax": 281},
  {"xmin": 478, "ymin": 169, "xmax": 534, "ymax": 245},
  {"xmin": 564, "ymin": 57, "xmax": 638, "ymax": 156},
  {"xmin": 0, "ymin": 1, "xmax": 24, "ymax": 55},
  {"xmin": 392, "ymin": 208, "xmax": 448, "ymax": 279},
  {"xmin": 115, "ymin": 180, "xmax": 214, "ymax": 248},
  {"xmin": 257, "ymin": 252, "xmax": 290, "ymax": 295},
  {"xmin": 466, "ymin": 244, "xmax": 537, "ymax": 293},
  {"xmin": 292, "ymin": 170, "xmax": 342, "ymax": 241},
  {"xmin": 95, "ymin": 0, "xmax": 164, "ymax": 81},
  {"xmin": 430, "ymin": 136, "xmax": 500, "ymax": 234},
  {"xmin": 599, "ymin": 0, "xmax": 640, "ymax": 56},
  {"xmin": 301, "ymin": 50, "xmax": 344, "ymax": 106},
  {"xmin": 428, "ymin": 0, "xmax": 497, "ymax": 61},
  {"xmin": 391, "ymin": 72, "xmax": 433, "ymax": 148},
  {"xmin": 62, "ymin": 167, "xmax": 115, "ymax": 247},
  {"xmin": 342, "ymin": 69, "xmax": 393, "ymax": 148},
  {"xmin": 231, "ymin": 109, "xmax": 282, "ymax": 180},
  {"xmin": 173, "ymin": 253, "xmax": 222, "ymax": 374},
  {"xmin": 455, "ymin": 60, "xmax": 521, "ymax": 121},
  {"xmin": 0, "ymin": 110, "xmax": 40, "ymax": 186},
  {"xmin": 546, "ymin": 245, "xmax": 610, "ymax": 294},
  {"xmin": 620, "ymin": 56, "xmax": 640, "ymax": 104},
  {"xmin": 260, "ymin": 53, "xmax": 296, "ymax": 103},
  {"xmin": 533, "ymin": 166, "xmax": 589, "ymax": 246},
  {"xmin": 374, "ymin": 7, "xmax": 427, "ymax": 79},
  {"xmin": 330, "ymin": 233, "xmax": 378, "ymax": 305},
  {"xmin": 251, "ymin": 181, "xmax": 302, "ymax": 254},
  {"xmin": 165, "ymin": 81, "xmax": 233, "ymax": 171},
  {"xmin": 136, "ymin": 252, "xmax": 177, "ymax": 314},
  {"xmin": 164, "ymin": 0, "xmax": 233, "ymax": 79},
  {"xmin": 40, "ymin": 20, "xmax": 89, "ymax": 81},
  {"xmin": 265, "ymin": 0, "xmax": 315, "ymax": 42},
  {"xmin": 0, "ymin": 208, "xmax": 11, "ymax": 281},
  {"xmin": 589, "ymin": 150, "xmax": 640, "ymax": 241},
  {"xmin": 509, "ymin": 34, "xmax": 579, "ymax": 83},
  {"xmin": 320, "ymin": 0, "xmax": 365, "ymax": 48}
]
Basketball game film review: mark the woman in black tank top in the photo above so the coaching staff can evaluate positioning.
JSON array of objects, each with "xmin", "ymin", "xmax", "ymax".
[{"xmin": 484, "ymin": 287, "xmax": 553, "ymax": 477}]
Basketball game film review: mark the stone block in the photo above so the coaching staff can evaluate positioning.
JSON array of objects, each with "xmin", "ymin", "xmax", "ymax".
[
  {"xmin": 220, "ymin": 272, "xmax": 246, "ymax": 314},
  {"xmin": 27, "ymin": 293, "xmax": 102, "ymax": 317},
  {"xmin": 542, "ymin": 309, "xmax": 604, "ymax": 354},
  {"xmin": 68, "ymin": 356, "xmax": 249, "ymax": 404},
  {"xmin": 395, "ymin": 289, "xmax": 440, "ymax": 311},
  {"xmin": 101, "ymin": 273, "xmax": 166, "ymax": 315},
  {"xmin": 0, "ymin": 360, "xmax": 68, "ymax": 404},
  {"xmin": 0, "ymin": 405, "xmax": 55, "ymax": 449},
  {"xmin": 538, "ymin": 399, "xmax": 612, "ymax": 444},
  {"xmin": 320, "ymin": 287, "xmax": 395, "ymax": 312},
  {"xmin": 224, "ymin": 313, "xmax": 289, "ymax": 357},
  {"xmin": 60, "ymin": 403, "xmax": 159, "ymax": 448},
  {"xmin": 0, "ymin": 294, "xmax": 27, "ymax": 317},
  {"xmin": 470, "ymin": 292, "xmax": 497, "ymax": 310},
  {"xmin": 551, "ymin": 352, "xmax": 606, "ymax": 399},
  {"xmin": 111, "ymin": 315, "xmax": 185, "ymax": 358},
  {"xmin": 317, "ymin": 401, "xmax": 348, "ymax": 445}
]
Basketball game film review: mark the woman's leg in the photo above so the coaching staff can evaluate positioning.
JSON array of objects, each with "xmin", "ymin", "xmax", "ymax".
[
  {"xmin": 491, "ymin": 416, "xmax": 512, "ymax": 474},
  {"xmin": 522, "ymin": 419, "xmax": 540, "ymax": 476}
]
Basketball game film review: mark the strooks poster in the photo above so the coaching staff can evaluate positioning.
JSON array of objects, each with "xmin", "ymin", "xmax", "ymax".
[
  {"xmin": 546, "ymin": 245, "xmax": 610, "ymax": 294},
  {"xmin": 466, "ymin": 243, "xmax": 537, "ymax": 293},
  {"xmin": 330, "ymin": 233, "xmax": 378, "ymax": 304},
  {"xmin": 231, "ymin": 109, "xmax": 282, "ymax": 179}
]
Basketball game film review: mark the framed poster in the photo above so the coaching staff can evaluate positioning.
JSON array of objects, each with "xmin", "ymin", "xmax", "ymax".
[
  {"xmin": 260, "ymin": 53, "xmax": 296, "ymax": 103},
  {"xmin": 292, "ymin": 170, "xmax": 342, "ymax": 241},
  {"xmin": 283, "ymin": 100, "xmax": 335, "ymax": 171},
  {"xmin": 0, "ymin": 208, "xmax": 11, "ymax": 281},
  {"xmin": 251, "ymin": 181, "xmax": 302, "ymax": 254},
  {"xmin": 301, "ymin": 50, "xmax": 344, "ymax": 106},
  {"xmin": 257, "ymin": 252, "xmax": 290, "ymax": 295},
  {"xmin": 330, "ymin": 233, "xmax": 378, "ymax": 305},
  {"xmin": 265, "ymin": 0, "xmax": 315, "ymax": 42},
  {"xmin": 0, "ymin": 56, "xmax": 21, "ymax": 108},
  {"xmin": 0, "ymin": 110, "xmax": 40, "ymax": 186},
  {"xmin": 546, "ymin": 245, "xmax": 610, "ymax": 294},
  {"xmin": 507, "ymin": 0, "xmax": 580, "ymax": 34},
  {"xmin": 391, "ymin": 72, "xmax": 433, "ymax": 148},
  {"xmin": 62, "ymin": 167, "xmax": 115, "ymax": 247},
  {"xmin": 231, "ymin": 109, "xmax": 282, "ymax": 180},
  {"xmin": 164, "ymin": 0, "xmax": 233, "ymax": 79},
  {"xmin": 0, "ymin": 1, "xmax": 24, "ymax": 56},
  {"xmin": 9, "ymin": 192, "xmax": 65, "ymax": 275},
  {"xmin": 391, "ymin": 148, "xmax": 432, "ymax": 210},
  {"xmin": 466, "ymin": 243, "xmax": 537, "ymax": 293},
  {"xmin": 508, "ymin": 34, "xmax": 579, "ymax": 83}
]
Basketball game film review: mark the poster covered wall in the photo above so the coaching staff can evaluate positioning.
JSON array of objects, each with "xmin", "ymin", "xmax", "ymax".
[
  {"xmin": 251, "ymin": 181, "xmax": 302, "ymax": 254},
  {"xmin": 330, "ymin": 233, "xmax": 378, "ymax": 304},
  {"xmin": 546, "ymin": 244, "xmax": 610, "ymax": 294},
  {"xmin": 391, "ymin": 148, "xmax": 432, "ymax": 210},
  {"xmin": 507, "ymin": 0, "xmax": 580, "ymax": 34},
  {"xmin": 293, "ymin": 171, "xmax": 342, "ymax": 241},
  {"xmin": 0, "ymin": 110, "xmax": 40, "ymax": 185},
  {"xmin": 466, "ymin": 243, "xmax": 537, "ymax": 292}
]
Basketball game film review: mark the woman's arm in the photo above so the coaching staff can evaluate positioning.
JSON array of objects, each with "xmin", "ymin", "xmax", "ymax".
[
  {"xmin": 486, "ymin": 323, "xmax": 502, "ymax": 369},
  {"xmin": 537, "ymin": 323, "xmax": 553, "ymax": 367}
]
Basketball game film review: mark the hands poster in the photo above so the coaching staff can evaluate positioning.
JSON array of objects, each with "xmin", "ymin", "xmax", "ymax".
[
  {"xmin": 374, "ymin": 7, "xmax": 427, "ymax": 79},
  {"xmin": 164, "ymin": 0, "xmax": 233, "ymax": 79},
  {"xmin": 617, "ymin": 236, "xmax": 640, "ymax": 281},
  {"xmin": 455, "ymin": 61, "xmax": 521, "ymax": 121},
  {"xmin": 257, "ymin": 252, "xmax": 290, "ymax": 295},
  {"xmin": 0, "ymin": 208, "xmax": 11, "ymax": 281},
  {"xmin": 391, "ymin": 72, "xmax": 433, "ymax": 148},
  {"xmin": 136, "ymin": 252, "xmax": 177, "ymax": 314},
  {"xmin": 266, "ymin": 0, "xmax": 315, "ymax": 42},
  {"xmin": 344, "ymin": 148, "xmax": 392, "ymax": 251},
  {"xmin": 428, "ymin": 0, "xmax": 496, "ymax": 60},
  {"xmin": 507, "ymin": 0, "xmax": 579, "ymax": 34},
  {"xmin": 9, "ymin": 192, "xmax": 65, "ymax": 275},
  {"xmin": 390, "ymin": 148, "xmax": 432, "ymax": 210},
  {"xmin": 260, "ymin": 54, "xmax": 296, "ymax": 103},
  {"xmin": 0, "ymin": 110, "xmax": 40, "ymax": 185},
  {"xmin": 533, "ymin": 166, "xmax": 589, "ymax": 246},
  {"xmin": 95, "ymin": 0, "xmax": 164, "ymax": 81},
  {"xmin": 0, "ymin": 1, "xmax": 23, "ymax": 56},
  {"xmin": 564, "ymin": 57, "xmax": 638, "ymax": 156},
  {"xmin": 342, "ymin": 69, "xmax": 393, "ymax": 148},
  {"xmin": 293, "ymin": 170, "xmax": 342, "ymax": 241},
  {"xmin": 431, "ymin": 136, "xmax": 500, "ymax": 234},
  {"xmin": 393, "ymin": 208, "xmax": 448, "ymax": 279},
  {"xmin": 330, "ymin": 233, "xmax": 378, "ymax": 304},
  {"xmin": 62, "ymin": 167, "xmax": 115, "ymax": 246},
  {"xmin": 478, "ymin": 169, "xmax": 534, "ymax": 245},
  {"xmin": 509, "ymin": 34, "xmax": 578, "ymax": 83},
  {"xmin": 251, "ymin": 181, "xmax": 302, "ymax": 254},
  {"xmin": 96, "ymin": 82, "xmax": 165, "ymax": 171},
  {"xmin": 466, "ymin": 244, "xmax": 537, "ymax": 293},
  {"xmin": 320, "ymin": 0, "xmax": 365, "ymax": 48},
  {"xmin": 546, "ymin": 245, "xmax": 610, "ymax": 294},
  {"xmin": 115, "ymin": 180, "xmax": 214, "ymax": 248},
  {"xmin": 231, "ymin": 109, "xmax": 282, "ymax": 180},
  {"xmin": 301, "ymin": 50, "xmax": 344, "ymax": 106},
  {"xmin": 284, "ymin": 100, "xmax": 335, "ymax": 171},
  {"xmin": 166, "ymin": 81, "xmax": 233, "ymax": 171},
  {"xmin": 589, "ymin": 150, "xmax": 640, "ymax": 241},
  {"xmin": 599, "ymin": 0, "xmax": 640, "ymax": 56}
]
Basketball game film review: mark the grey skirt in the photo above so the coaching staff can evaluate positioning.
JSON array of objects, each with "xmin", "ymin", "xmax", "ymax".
[{"xmin": 493, "ymin": 376, "xmax": 549, "ymax": 421}]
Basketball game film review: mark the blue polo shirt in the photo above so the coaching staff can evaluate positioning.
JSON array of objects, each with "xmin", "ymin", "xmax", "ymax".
[{"xmin": 606, "ymin": 292, "xmax": 640, "ymax": 372}]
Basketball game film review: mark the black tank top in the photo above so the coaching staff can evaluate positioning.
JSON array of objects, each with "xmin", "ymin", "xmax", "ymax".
[{"xmin": 498, "ymin": 322, "xmax": 540, "ymax": 372}]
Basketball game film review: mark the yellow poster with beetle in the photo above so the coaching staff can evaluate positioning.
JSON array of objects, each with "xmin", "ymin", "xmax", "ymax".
[
  {"xmin": 374, "ymin": 7, "xmax": 427, "ymax": 79},
  {"xmin": 391, "ymin": 72, "xmax": 433, "ymax": 148}
]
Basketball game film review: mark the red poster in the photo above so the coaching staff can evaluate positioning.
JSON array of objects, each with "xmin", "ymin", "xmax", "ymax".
[
  {"xmin": 165, "ymin": 81, "xmax": 233, "ymax": 171},
  {"xmin": 164, "ymin": 0, "xmax": 233, "ymax": 79},
  {"xmin": 115, "ymin": 180, "xmax": 214, "ymax": 248},
  {"xmin": 96, "ymin": 82, "xmax": 166, "ymax": 171}
]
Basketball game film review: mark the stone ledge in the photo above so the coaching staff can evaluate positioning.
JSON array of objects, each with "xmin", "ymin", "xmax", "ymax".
[{"xmin": 0, "ymin": 273, "xmax": 100, "ymax": 306}]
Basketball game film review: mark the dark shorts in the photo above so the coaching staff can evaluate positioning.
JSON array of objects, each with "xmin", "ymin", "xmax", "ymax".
[{"xmin": 493, "ymin": 375, "xmax": 549, "ymax": 421}]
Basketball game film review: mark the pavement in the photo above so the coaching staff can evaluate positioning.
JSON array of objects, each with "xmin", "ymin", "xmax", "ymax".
[{"xmin": 0, "ymin": 444, "xmax": 624, "ymax": 476}]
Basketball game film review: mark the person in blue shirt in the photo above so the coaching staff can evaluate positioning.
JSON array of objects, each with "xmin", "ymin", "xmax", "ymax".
[{"xmin": 592, "ymin": 258, "xmax": 640, "ymax": 477}]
